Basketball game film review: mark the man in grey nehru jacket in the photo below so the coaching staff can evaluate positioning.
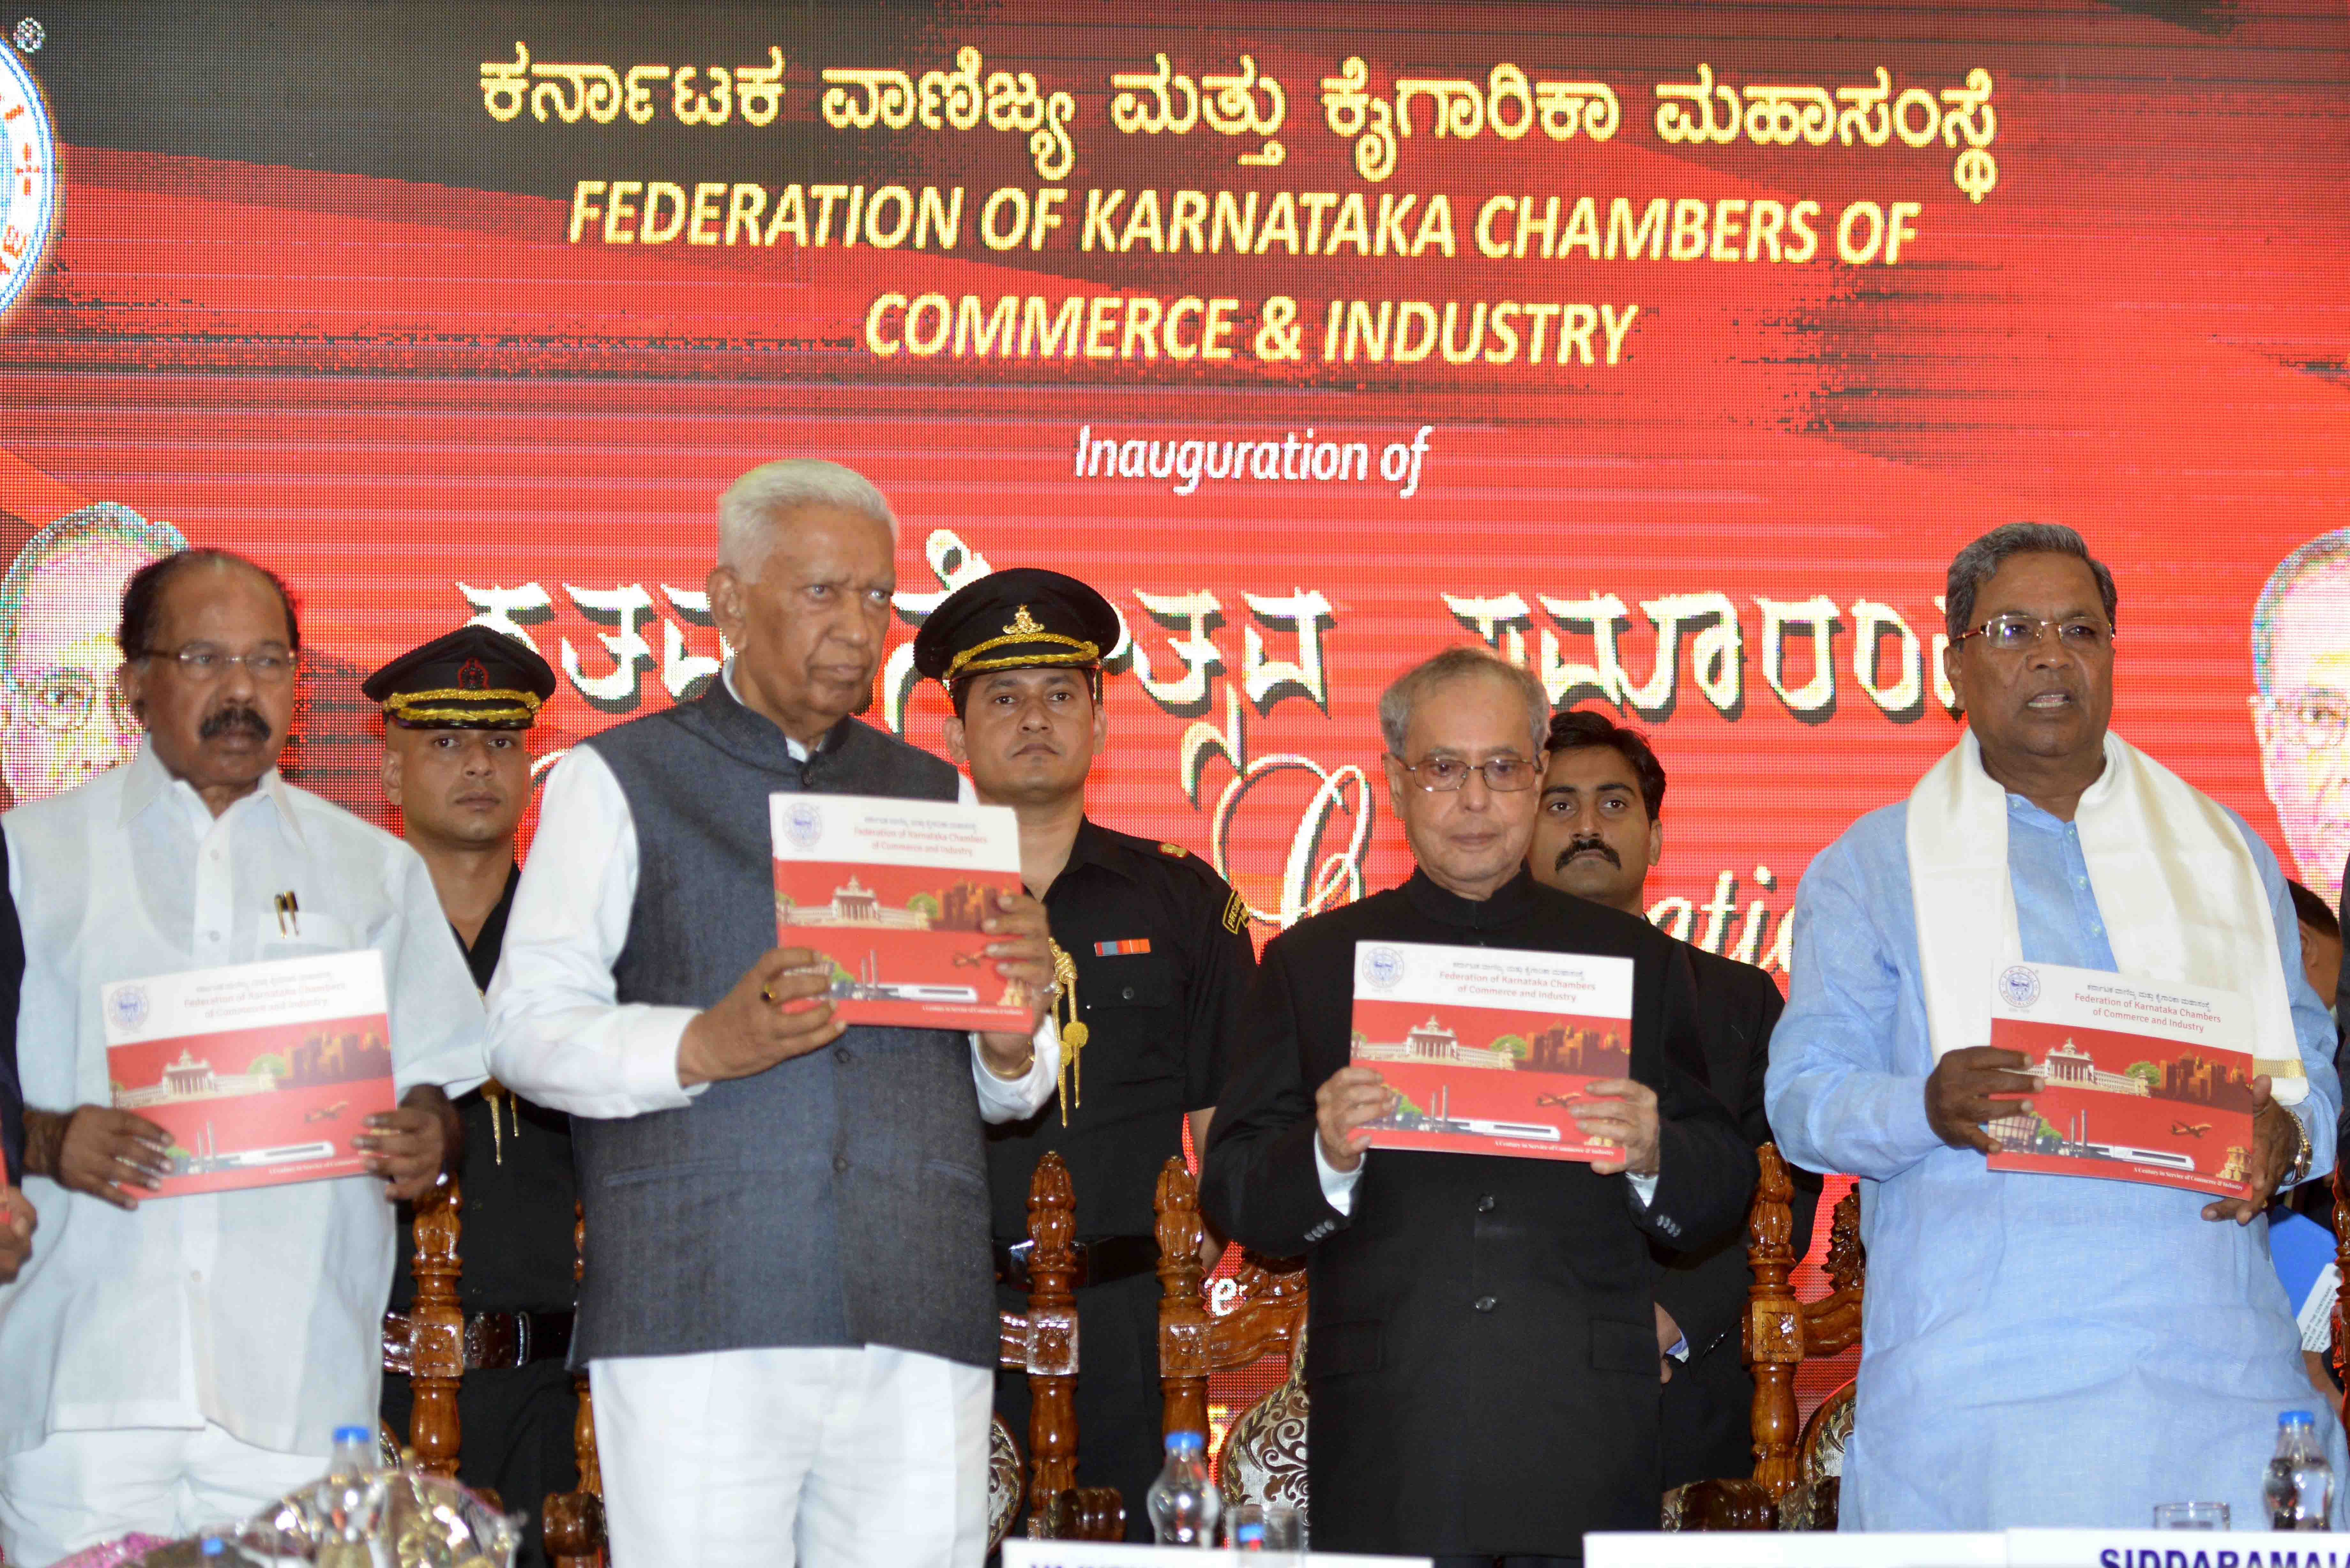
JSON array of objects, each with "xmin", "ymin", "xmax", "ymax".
[{"xmin": 486, "ymin": 459, "xmax": 1060, "ymax": 1568}]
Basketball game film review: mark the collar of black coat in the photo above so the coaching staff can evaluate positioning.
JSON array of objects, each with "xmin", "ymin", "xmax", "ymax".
[{"xmin": 1402, "ymin": 864, "xmax": 1539, "ymax": 928}]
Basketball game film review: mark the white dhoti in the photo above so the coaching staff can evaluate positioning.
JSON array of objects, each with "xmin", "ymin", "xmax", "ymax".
[{"xmin": 592, "ymin": 1344, "xmax": 992, "ymax": 1568}]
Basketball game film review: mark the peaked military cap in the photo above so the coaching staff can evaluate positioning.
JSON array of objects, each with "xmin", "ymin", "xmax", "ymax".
[
  {"xmin": 362, "ymin": 624, "xmax": 557, "ymax": 729},
  {"xmin": 911, "ymin": 568, "xmax": 1121, "ymax": 685}
]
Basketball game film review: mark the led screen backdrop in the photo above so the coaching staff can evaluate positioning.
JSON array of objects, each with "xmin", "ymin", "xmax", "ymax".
[{"xmin": 4, "ymin": 0, "xmax": 2347, "ymax": 945}]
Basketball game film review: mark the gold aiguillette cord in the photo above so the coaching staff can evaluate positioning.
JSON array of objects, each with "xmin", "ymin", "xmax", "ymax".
[
  {"xmin": 1049, "ymin": 940, "xmax": 1087, "ymax": 1126},
  {"xmin": 482, "ymin": 1079, "xmax": 512, "ymax": 1165}
]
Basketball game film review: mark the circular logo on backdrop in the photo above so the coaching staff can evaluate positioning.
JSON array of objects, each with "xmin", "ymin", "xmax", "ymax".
[
  {"xmin": 1998, "ymin": 964, "xmax": 2041, "ymax": 1009},
  {"xmin": 784, "ymin": 800, "xmax": 823, "ymax": 848},
  {"xmin": 1360, "ymin": 944, "xmax": 1405, "ymax": 991},
  {"xmin": 108, "ymin": 984, "xmax": 150, "ymax": 1033},
  {"xmin": 0, "ymin": 43, "xmax": 59, "ymax": 324}
]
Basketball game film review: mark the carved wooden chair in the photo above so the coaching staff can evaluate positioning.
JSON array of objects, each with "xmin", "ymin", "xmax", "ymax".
[
  {"xmin": 379, "ymin": 1175, "xmax": 464, "ymax": 1478},
  {"xmin": 1665, "ymin": 1142, "xmax": 1865, "ymax": 1532},
  {"xmin": 992, "ymin": 1151, "xmax": 1130, "ymax": 1544},
  {"xmin": 1153, "ymin": 1157, "xmax": 1311, "ymax": 1519},
  {"xmin": 543, "ymin": 1207, "xmax": 606, "ymax": 1568}
]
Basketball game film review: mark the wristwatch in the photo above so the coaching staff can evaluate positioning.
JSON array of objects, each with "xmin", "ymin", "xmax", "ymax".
[{"xmin": 2273, "ymin": 1104, "xmax": 2313, "ymax": 1195}]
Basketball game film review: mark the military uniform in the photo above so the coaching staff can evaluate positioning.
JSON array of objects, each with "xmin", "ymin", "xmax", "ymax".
[
  {"xmin": 911, "ymin": 570, "xmax": 1258, "ymax": 1538},
  {"xmin": 988, "ymin": 823, "xmax": 1255, "ymax": 1536},
  {"xmin": 364, "ymin": 628, "xmax": 577, "ymax": 1568}
]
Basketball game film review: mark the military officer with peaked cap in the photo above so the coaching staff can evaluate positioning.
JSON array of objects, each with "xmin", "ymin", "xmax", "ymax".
[
  {"xmin": 364, "ymin": 625, "xmax": 576, "ymax": 1568},
  {"xmin": 913, "ymin": 569, "xmax": 1258, "ymax": 1537}
]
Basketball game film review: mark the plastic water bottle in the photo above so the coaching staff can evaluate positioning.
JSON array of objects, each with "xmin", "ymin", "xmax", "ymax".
[
  {"xmin": 313, "ymin": 1425, "xmax": 387, "ymax": 1567},
  {"xmin": 2263, "ymin": 1410, "xmax": 2335, "ymax": 1529},
  {"xmin": 1146, "ymin": 1430, "xmax": 1221, "ymax": 1546}
]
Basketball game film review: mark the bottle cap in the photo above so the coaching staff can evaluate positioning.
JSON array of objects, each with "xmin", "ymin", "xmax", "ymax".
[
  {"xmin": 1166, "ymin": 1430, "xmax": 1206, "ymax": 1455},
  {"xmin": 200, "ymin": 1542, "xmax": 227, "ymax": 1558},
  {"xmin": 2285, "ymin": 1410, "xmax": 2316, "ymax": 1425},
  {"xmin": 333, "ymin": 1423, "xmax": 371, "ymax": 1445}
]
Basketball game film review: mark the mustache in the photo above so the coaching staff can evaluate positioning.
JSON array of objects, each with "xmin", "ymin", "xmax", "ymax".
[
  {"xmin": 1554, "ymin": 837, "xmax": 1620, "ymax": 870},
  {"xmin": 199, "ymin": 704, "xmax": 272, "ymax": 741}
]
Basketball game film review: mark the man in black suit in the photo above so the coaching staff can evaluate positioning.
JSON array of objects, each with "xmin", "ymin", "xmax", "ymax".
[
  {"xmin": 1204, "ymin": 648, "xmax": 1755, "ymax": 1566},
  {"xmin": 1528, "ymin": 709, "xmax": 1820, "ymax": 1491}
]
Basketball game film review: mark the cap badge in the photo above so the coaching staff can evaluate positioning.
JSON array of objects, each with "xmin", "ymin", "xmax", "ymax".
[
  {"xmin": 1002, "ymin": 605, "xmax": 1047, "ymax": 638},
  {"xmin": 458, "ymin": 658, "xmax": 490, "ymax": 691}
]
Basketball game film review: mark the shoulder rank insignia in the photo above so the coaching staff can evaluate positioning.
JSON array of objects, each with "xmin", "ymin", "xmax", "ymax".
[
  {"xmin": 1159, "ymin": 841, "xmax": 1188, "ymax": 857},
  {"xmin": 1222, "ymin": 888, "xmax": 1249, "ymax": 934}
]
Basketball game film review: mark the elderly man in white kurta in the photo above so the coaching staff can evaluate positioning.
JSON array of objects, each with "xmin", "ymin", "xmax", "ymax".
[
  {"xmin": 1768, "ymin": 523, "xmax": 2345, "ymax": 1530},
  {"xmin": 0, "ymin": 550, "xmax": 481, "ymax": 1565}
]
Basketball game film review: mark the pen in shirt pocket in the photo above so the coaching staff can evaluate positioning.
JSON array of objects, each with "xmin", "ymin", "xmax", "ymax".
[{"xmin": 274, "ymin": 890, "xmax": 300, "ymax": 936}]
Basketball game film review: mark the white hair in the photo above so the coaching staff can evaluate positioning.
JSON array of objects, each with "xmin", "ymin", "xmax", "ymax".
[
  {"xmin": 716, "ymin": 459, "xmax": 899, "ymax": 580},
  {"xmin": 1378, "ymin": 646, "xmax": 1548, "ymax": 756}
]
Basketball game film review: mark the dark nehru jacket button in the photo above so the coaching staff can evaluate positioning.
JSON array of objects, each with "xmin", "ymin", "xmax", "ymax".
[
  {"xmin": 1473, "ymin": 1295, "xmax": 1497, "ymax": 1314},
  {"xmin": 833, "ymin": 1155, "xmax": 850, "ymax": 1173},
  {"xmin": 1121, "ymin": 985, "xmax": 1136, "ymax": 1000},
  {"xmin": 1476, "ymin": 1194, "xmax": 1496, "ymax": 1214},
  {"xmin": 836, "ymin": 1047, "xmax": 854, "ymax": 1064}
]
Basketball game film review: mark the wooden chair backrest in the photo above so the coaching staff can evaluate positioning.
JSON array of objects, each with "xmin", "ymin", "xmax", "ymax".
[
  {"xmin": 1744, "ymin": 1142, "xmax": 1863, "ymax": 1498},
  {"xmin": 544, "ymin": 1206, "xmax": 605, "ymax": 1568},
  {"xmin": 1153, "ymin": 1157, "xmax": 1308, "ymax": 1443},
  {"xmin": 401, "ymin": 1175, "xmax": 463, "ymax": 1478},
  {"xmin": 995, "ymin": 1151, "xmax": 1126, "ymax": 1540}
]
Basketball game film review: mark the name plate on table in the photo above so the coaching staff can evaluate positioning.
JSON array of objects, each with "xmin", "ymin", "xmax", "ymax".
[
  {"xmin": 1585, "ymin": 1532, "xmax": 2350, "ymax": 1568},
  {"xmin": 1003, "ymin": 1545, "xmax": 1428, "ymax": 1567},
  {"xmin": 770, "ymin": 792, "xmax": 1029, "ymax": 1032},
  {"xmin": 101, "ymin": 950, "xmax": 396, "ymax": 1197},
  {"xmin": 2007, "ymin": 1530, "xmax": 2350, "ymax": 1567},
  {"xmin": 1351, "ymin": 938, "xmax": 1637, "ymax": 1164},
  {"xmin": 1587, "ymin": 1533, "xmax": 2007, "ymax": 1568}
]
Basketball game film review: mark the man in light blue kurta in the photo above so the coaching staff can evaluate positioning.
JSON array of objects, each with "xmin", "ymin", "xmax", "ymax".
[{"xmin": 1768, "ymin": 524, "xmax": 2346, "ymax": 1531}]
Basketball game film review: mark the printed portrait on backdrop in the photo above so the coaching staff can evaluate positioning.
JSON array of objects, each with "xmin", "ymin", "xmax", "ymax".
[
  {"xmin": 2252, "ymin": 534, "xmax": 2350, "ymax": 912},
  {"xmin": 0, "ymin": 503, "xmax": 187, "ymax": 810}
]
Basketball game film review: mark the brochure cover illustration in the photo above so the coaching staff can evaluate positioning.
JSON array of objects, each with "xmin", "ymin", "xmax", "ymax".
[
  {"xmin": 1986, "ymin": 961, "xmax": 2258, "ymax": 1197},
  {"xmin": 1350, "ymin": 939, "xmax": 1638, "ymax": 1164},
  {"xmin": 102, "ymin": 950, "xmax": 396, "ymax": 1198},
  {"xmin": 771, "ymin": 793, "xmax": 1032, "ymax": 1031}
]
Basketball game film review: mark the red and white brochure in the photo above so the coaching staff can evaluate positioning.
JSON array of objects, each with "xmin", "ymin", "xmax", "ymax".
[
  {"xmin": 1350, "ymin": 939, "xmax": 1638, "ymax": 1165},
  {"xmin": 770, "ymin": 793, "xmax": 1032, "ymax": 1032},
  {"xmin": 1984, "ymin": 961, "xmax": 2257, "ymax": 1197},
  {"xmin": 102, "ymin": 951, "xmax": 396, "ymax": 1198}
]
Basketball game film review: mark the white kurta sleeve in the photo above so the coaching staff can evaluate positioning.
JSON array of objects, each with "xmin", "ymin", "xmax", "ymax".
[
  {"xmin": 486, "ymin": 747, "xmax": 700, "ymax": 1119},
  {"xmin": 1766, "ymin": 833, "xmax": 1946, "ymax": 1180},
  {"xmin": 969, "ymin": 1015, "xmax": 1062, "ymax": 1123},
  {"xmin": 383, "ymin": 843, "xmax": 489, "ymax": 1099}
]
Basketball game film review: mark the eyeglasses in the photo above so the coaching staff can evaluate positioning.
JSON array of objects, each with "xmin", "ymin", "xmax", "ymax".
[
  {"xmin": 139, "ymin": 644, "xmax": 298, "ymax": 684},
  {"xmin": 3, "ymin": 665, "xmax": 139, "ymax": 735},
  {"xmin": 1954, "ymin": 615, "xmax": 2113, "ymax": 654},
  {"xmin": 2257, "ymin": 690, "xmax": 2350, "ymax": 754},
  {"xmin": 1393, "ymin": 754, "xmax": 1539, "ymax": 793}
]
